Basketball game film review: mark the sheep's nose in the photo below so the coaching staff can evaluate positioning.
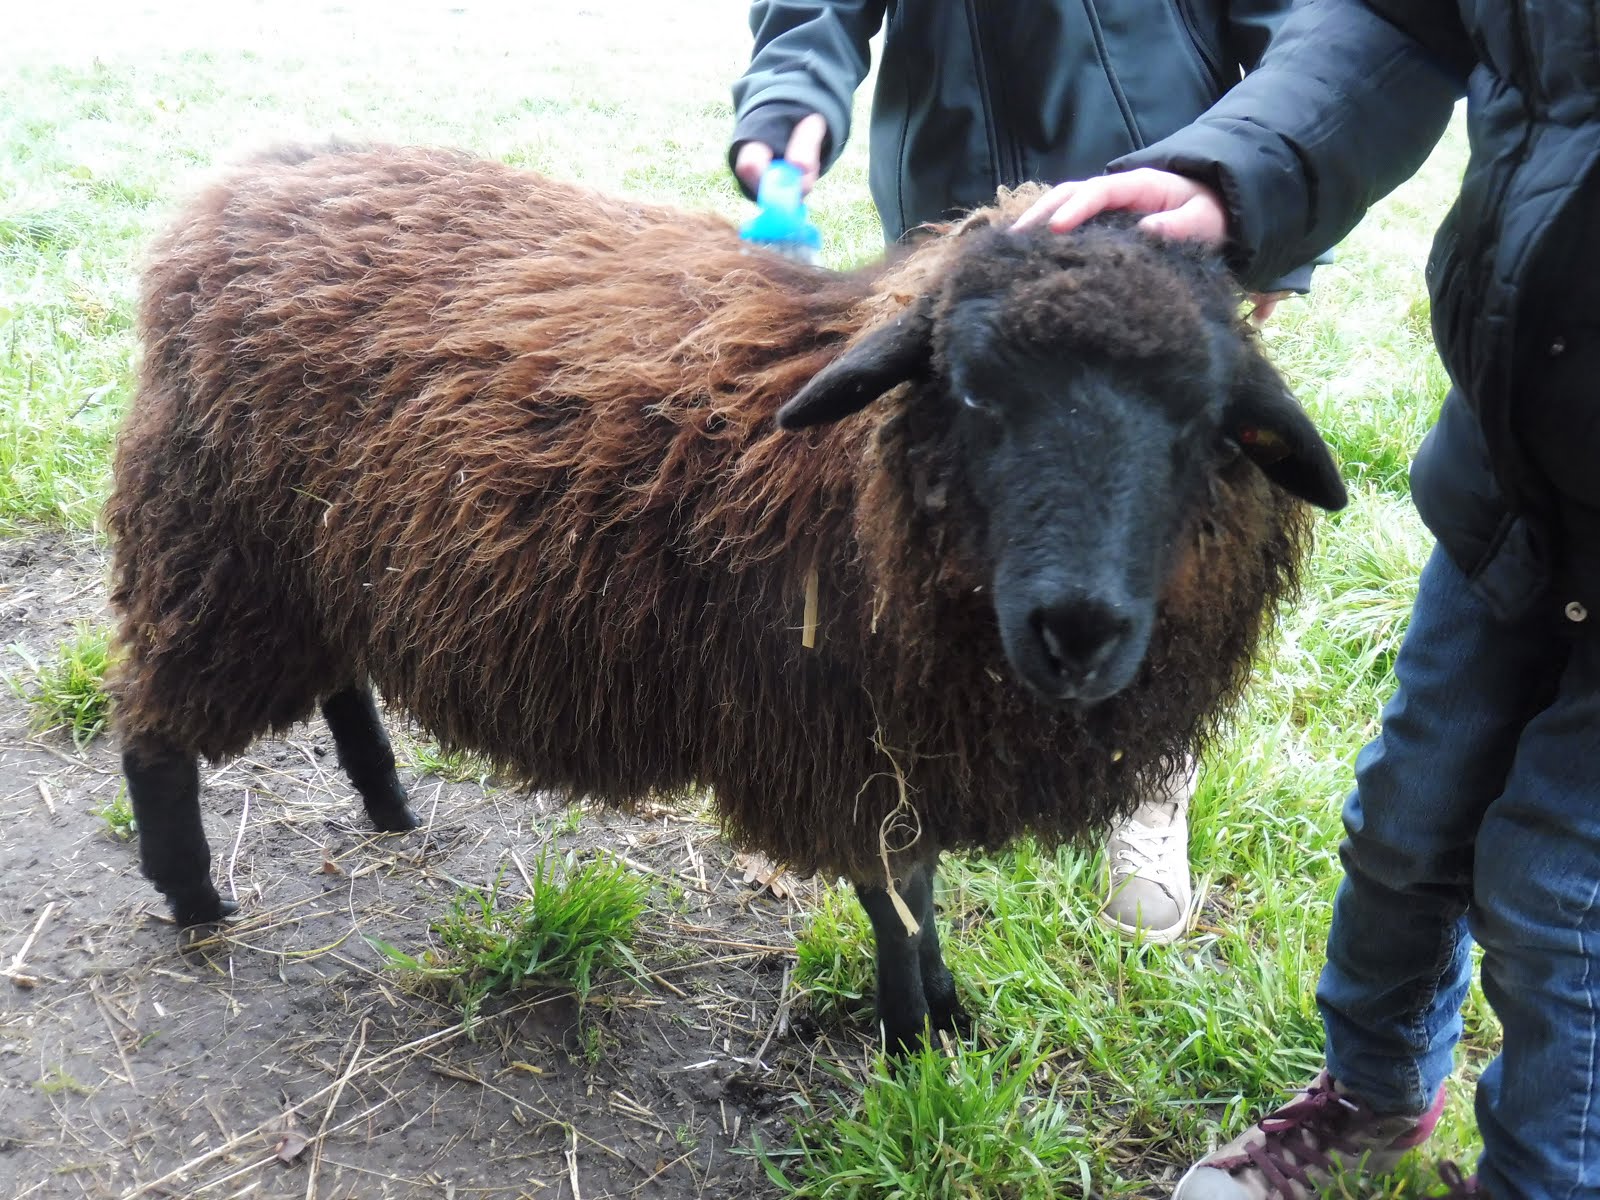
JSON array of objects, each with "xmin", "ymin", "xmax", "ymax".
[{"xmin": 1030, "ymin": 597, "xmax": 1133, "ymax": 693}]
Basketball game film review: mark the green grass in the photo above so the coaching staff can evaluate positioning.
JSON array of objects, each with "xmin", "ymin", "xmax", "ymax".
[
  {"xmin": 92, "ymin": 783, "xmax": 136, "ymax": 840},
  {"xmin": 0, "ymin": 6, "xmax": 1492, "ymax": 1194},
  {"xmin": 9, "ymin": 622, "xmax": 113, "ymax": 749},
  {"xmin": 792, "ymin": 883, "xmax": 876, "ymax": 1026},
  {"xmin": 403, "ymin": 738, "xmax": 496, "ymax": 785},
  {"xmin": 373, "ymin": 851, "xmax": 649, "ymax": 1026},
  {"xmin": 764, "ymin": 1034, "xmax": 1120, "ymax": 1198}
]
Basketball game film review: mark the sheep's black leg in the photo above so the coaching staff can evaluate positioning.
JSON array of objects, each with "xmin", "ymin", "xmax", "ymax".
[
  {"xmin": 855, "ymin": 862, "xmax": 937, "ymax": 1053},
  {"xmin": 320, "ymin": 686, "xmax": 417, "ymax": 832},
  {"xmin": 123, "ymin": 736, "xmax": 236, "ymax": 926},
  {"xmin": 915, "ymin": 858, "xmax": 968, "ymax": 1039}
]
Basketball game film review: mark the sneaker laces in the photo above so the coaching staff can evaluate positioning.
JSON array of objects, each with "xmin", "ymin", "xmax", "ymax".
[
  {"xmin": 1213, "ymin": 1077, "xmax": 1376, "ymax": 1196},
  {"xmin": 1109, "ymin": 801, "xmax": 1183, "ymax": 876},
  {"xmin": 1436, "ymin": 1162, "xmax": 1482, "ymax": 1198}
]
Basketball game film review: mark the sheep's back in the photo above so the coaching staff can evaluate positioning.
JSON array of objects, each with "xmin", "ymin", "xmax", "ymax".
[{"xmin": 110, "ymin": 148, "xmax": 932, "ymax": 831}]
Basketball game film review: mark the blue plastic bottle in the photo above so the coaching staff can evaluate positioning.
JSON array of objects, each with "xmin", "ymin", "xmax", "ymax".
[{"xmin": 739, "ymin": 160, "xmax": 823, "ymax": 265}]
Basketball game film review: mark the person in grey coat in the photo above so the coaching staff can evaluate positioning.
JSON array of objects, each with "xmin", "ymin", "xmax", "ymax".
[{"xmin": 729, "ymin": 0, "xmax": 1312, "ymax": 945}]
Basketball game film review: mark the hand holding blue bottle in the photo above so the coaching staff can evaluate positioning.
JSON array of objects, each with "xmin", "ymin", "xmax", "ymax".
[{"xmin": 739, "ymin": 160, "xmax": 822, "ymax": 265}]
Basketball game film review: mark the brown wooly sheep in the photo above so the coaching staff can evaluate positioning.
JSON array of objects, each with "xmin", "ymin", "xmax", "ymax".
[{"xmin": 106, "ymin": 144, "xmax": 1345, "ymax": 1051}]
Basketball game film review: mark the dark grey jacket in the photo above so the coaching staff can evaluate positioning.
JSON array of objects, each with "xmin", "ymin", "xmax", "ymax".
[
  {"xmin": 1114, "ymin": 0, "xmax": 1600, "ymax": 626},
  {"xmin": 730, "ymin": 0, "xmax": 1293, "ymax": 249}
]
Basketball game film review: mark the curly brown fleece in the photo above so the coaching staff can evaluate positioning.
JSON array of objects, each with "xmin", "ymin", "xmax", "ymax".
[{"xmin": 106, "ymin": 145, "xmax": 1309, "ymax": 882}]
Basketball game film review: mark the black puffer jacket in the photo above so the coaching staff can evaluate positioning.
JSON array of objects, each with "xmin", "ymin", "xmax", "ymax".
[
  {"xmin": 1117, "ymin": 0, "xmax": 1600, "ymax": 628},
  {"xmin": 730, "ymin": 0, "xmax": 1293, "ymax": 249}
]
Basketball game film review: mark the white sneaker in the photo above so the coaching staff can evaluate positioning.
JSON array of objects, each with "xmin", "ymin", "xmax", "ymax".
[{"xmin": 1098, "ymin": 761, "xmax": 1196, "ymax": 943}]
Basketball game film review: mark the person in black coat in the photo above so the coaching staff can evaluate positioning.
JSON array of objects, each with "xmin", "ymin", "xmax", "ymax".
[
  {"xmin": 728, "ymin": 0, "xmax": 1315, "ymax": 948},
  {"xmin": 1019, "ymin": 0, "xmax": 1600, "ymax": 1196}
]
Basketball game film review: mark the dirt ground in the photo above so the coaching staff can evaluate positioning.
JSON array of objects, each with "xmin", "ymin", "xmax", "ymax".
[{"xmin": 0, "ymin": 533, "xmax": 869, "ymax": 1200}]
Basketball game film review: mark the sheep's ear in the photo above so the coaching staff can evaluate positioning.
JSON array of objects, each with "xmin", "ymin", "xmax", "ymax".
[
  {"xmin": 777, "ymin": 299, "xmax": 934, "ymax": 429},
  {"xmin": 1225, "ymin": 353, "xmax": 1348, "ymax": 511}
]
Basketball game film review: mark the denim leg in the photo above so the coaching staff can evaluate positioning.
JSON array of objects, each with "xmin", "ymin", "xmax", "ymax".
[
  {"xmin": 1470, "ymin": 632, "xmax": 1600, "ymax": 1200},
  {"xmin": 1318, "ymin": 545, "xmax": 1564, "ymax": 1114}
]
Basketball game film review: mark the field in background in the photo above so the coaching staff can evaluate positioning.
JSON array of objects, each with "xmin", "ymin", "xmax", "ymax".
[{"xmin": 0, "ymin": 3, "xmax": 1486, "ymax": 1196}]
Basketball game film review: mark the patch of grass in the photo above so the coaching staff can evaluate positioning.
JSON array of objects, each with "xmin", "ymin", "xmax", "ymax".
[
  {"xmin": 33, "ymin": 1066, "xmax": 94, "ymax": 1097},
  {"xmin": 792, "ymin": 884, "xmax": 875, "ymax": 1025},
  {"xmin": 582, "ymin": 1022, "xmax": 621, "ymax": 1068},
  {"xmin": 0, "ymin": 308, "xmax": 131, "ymax": 532},
  {"xmin": 374, "ymin": 851, "xmax": 649, "ymax": 1025},
  {"xmin": 92, "ymin": 784, "xmax": 136, "ymax": 840},
  {"xmin": 1299, "ymin": 492, "xmax": 1433, "ymax": 692},
  {"xmin": 0, "ymin": 207, "xmax": 79, "ymax": 249},
  {"xmin": 404, "ymin": 738, "xmax": 495, "ymax": 785},
  {"xmin": 763, "ymin": 1033, "xmax": 1122, "ymax": 1198},
  {"xmin": 9, "ymin": 623, "xmax": 112, "ymax": 749},
  {"xmin": 943, "ymin": 842, "xmax": 1329, "ymax": 1143}
]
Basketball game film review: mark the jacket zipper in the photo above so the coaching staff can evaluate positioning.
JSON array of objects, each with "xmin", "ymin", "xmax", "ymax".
[
  {"xmin": 1076, "ymin": 0, "xmax": 1143, "ymax": 149},
  {"xmin": 964, "ymin": 0, "xmax": 1024, "ymax": 185},
  {"xmin": 1172, "ymin": 0, "xmax": 1228, "ymax": 91}
]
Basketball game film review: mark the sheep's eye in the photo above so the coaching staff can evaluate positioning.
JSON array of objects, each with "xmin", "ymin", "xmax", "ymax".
[{"xmin": 961, "ymin": 393, "xmax": 997, "ymax": 416}]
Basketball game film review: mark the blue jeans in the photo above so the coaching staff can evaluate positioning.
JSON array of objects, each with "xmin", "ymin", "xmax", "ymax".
[{"xmin": 1317, "ymin": 545, "xmax": 1600, "ymax": 1199}]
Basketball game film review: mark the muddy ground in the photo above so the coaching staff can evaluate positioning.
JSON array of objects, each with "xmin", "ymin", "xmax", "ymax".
[{"xmin": 0, "ymin": 533, "xmax": 883, "ymax": 1200}]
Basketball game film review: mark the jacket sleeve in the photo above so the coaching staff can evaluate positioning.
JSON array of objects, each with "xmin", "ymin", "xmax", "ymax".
[
  {"xmin": 1219, "ymin": 0, "xmax": 1317, "ymax": 294},
  {"xmin": 729, "ymin": 1, "xmax": 886, "ymax": 181},
  {"xmin": 1112, "ymin": 0, "xmax": 1470, "ymax": 290}
]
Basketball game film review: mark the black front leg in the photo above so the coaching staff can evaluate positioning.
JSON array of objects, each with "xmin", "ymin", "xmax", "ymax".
[
  {"xmin": 320, "ymin": 686, "xmax": 417, "ymax": 832},
  {"xmin": 856, "ymin": 861, "xmax": 938, "ymax": 1053},
  {"xmin": 123, "ymin": 736, "xmax": 236, "ymax": 926},
  {"xmin": 915, "ymin": 858, "xmax": 968, "ymax": 1039}
]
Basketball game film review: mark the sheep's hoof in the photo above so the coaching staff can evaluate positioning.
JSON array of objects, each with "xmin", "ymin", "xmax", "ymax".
[
  {"xmin": 922, "ymin": 970, "xmax": 970, "ymax": 1041},
  {"xmin": 883, "ymin": 1027, "xmax": 929, "ymax": 1058},
  {"xmin": 878, "ymin": 1010, "xmax": 936, "ymax": 1058},
  {"xmin": 929, "ymin": 998, "xmax": 972, "ymax": 1041},
  {"xmin": 370, "ymin": 804, "xmax": 420, "ymax": 833},
  {"xmin": 168, "ymin": 890, "xmax": 239, "ymax": 927},
  {"xmin": 880, "ymin": 1003, "xmax": 970, "ymax": 1057}
]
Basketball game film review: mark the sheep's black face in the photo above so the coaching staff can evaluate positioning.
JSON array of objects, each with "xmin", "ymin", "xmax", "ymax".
[
  {"xmin": 775, "ymin": 224, "xmax": 1347, "ymax": 706},
  {"xmin": 942, "ymin": 314, "xmax": 1232, "ymax": 703}
]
